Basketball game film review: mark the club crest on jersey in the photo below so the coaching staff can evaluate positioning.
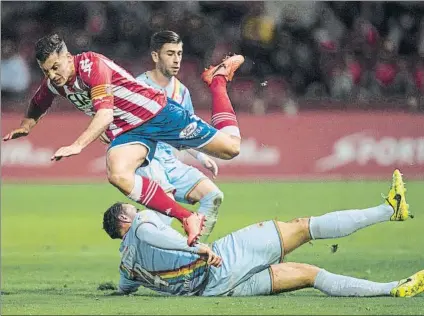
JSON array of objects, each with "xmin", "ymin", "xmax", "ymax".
[
  {"xmin": 80, "ymin": 59, "xmax": 93, "ymax": 76},
  {"xmin": 179, "ymin": 122, "xmax": 198, "ymax": 139}
]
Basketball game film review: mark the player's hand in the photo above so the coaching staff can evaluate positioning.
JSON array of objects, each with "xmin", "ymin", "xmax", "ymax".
[
  {"xmin": 99, "ymin": 132, "xmax": 111, "ymax": 145},
  {"xmin": 197, "ymin": 153, "xmax": 219, "ymax": 178},
  {"xmin": 197, "ymin": 244, "xmax": 222, "ymax": 268},
  {"xmin": 51, "ymin": 144, "xmax": 83, "ymax": 161},
  {"xmin": 3, "ymin": 127, "xmax": 30, "ymax": 141}
]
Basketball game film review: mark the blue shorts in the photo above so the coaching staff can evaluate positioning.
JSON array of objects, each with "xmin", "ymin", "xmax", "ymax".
[
  {"xmin": 136, "ymin": 158, "xmax": 207, "ymax": 204},
  {"xmin": 201, "ymin": 220, "xmax": 284, "ymax": 297},
  {"xmin": 108, "ymin": 99, "xmax": 218, "ymax": 167}
]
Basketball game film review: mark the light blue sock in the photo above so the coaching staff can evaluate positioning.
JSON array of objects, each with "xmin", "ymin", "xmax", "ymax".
[
  {"xmin": 309, "ymin": 204, "xmax": 393, "ymax": 239},
  {"xmin": 197, "ymin": 190, "xmax": 224, "ymax": 242},
  {"xmin": 314, "ymin": 269, "xmax": 398, "ymax": 296}
]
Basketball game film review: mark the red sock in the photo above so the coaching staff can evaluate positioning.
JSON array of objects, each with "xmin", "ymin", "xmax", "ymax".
[
  {"xmin": 209, "ymin": 76, "xmax": 240, "ymax": 137},
  {"xmin": 128, "ymin": 175, "xmax": 192, "ymax": 221}
]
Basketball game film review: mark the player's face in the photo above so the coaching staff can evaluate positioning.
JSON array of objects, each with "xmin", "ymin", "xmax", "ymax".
[
  {"xmin": 153, "ymin": 42, "xmax": 183, "ymax": 77},
  {"xmin": 38, "ymin": 51, "xmax": 74, "ymax": 87}
]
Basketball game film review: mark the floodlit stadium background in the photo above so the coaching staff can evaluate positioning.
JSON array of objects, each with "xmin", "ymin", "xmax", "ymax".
[{"xmin": 1, "ymin": 2, "xmax": 423, "ymax": 315}]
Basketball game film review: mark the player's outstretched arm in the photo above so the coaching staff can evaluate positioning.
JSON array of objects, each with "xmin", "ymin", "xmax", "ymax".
[
  {"xmin": 51, "ymin": 108, "xmax": 113, "ymax": 161},
  {"xmin": 3, "ymin": 79, "xmax": 55, "ymax": 141},
  {"xmin": 136, "ymin": 221, "xmax": 222, "ymax": 267}
]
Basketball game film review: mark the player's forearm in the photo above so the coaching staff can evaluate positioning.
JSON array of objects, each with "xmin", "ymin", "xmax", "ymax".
[
  {"xmin": 146, "ymin": 232, "xmax": 201, "ymax": 254},
  {"xmin": 139, "ymin": 224, "xmax": 201, "ymax": 254},
  {"xmin": 72, "ymin": 109, "xmax": 114, "ymax": 149},
  {"xmin": 21, "ymin": 101, "xmax": 48, "ymax": 131}
]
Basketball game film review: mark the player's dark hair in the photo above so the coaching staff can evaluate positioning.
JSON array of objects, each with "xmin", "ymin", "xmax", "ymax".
[
  {"xmin": 103, "ymin": 202, "xmax": 125, "ymax": 239},
  {"xmin": 150, "ymin": 30, "xmax": 182, "ymax": 52},
  {"xmin": 35, "ymin": 34, "xmax": 67, "ymax": 63}
]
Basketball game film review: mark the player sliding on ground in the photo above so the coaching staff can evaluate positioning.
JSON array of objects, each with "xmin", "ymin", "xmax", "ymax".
[
  {"xmin": 3, "ymin": 34, "xmax": 245, "ymax": 246},
  {"xmin": 100, "ymin": 31, "xmax": 225, "ymax": 242},
  {"xmin": 103, "ymin": 169, "xmax": 422, "ymax": 297}
]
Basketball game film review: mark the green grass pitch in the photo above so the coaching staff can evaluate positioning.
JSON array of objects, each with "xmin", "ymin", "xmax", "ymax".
[{"xmin": 1, "ymin": 180, "xmax": 423, "ymax": 315}]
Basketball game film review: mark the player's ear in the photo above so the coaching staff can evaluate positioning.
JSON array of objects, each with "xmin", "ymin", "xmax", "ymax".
[
  {"xmin": 151, "ymin": 51, "xmax": 159, "ymax": 63},
  {"xmin": 118, "ymin": 213, "xmax": 128, "ymax": 222},
  {"xmin": 66, "ymin": 52, "xmax": 73, "ymax": 62}
]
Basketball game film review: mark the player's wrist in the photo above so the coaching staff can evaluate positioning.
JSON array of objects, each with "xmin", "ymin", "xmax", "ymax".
[
  {"xmin": 20, "ymin": 118, "xmax": 35, "ymax": 132},
  {"xmin": 196, "ymin": 152, "xmax": 207, "ymax": 162},
  {"xmin": 194, "ymin": 243, "xmax": 209, "ymax": 255}
]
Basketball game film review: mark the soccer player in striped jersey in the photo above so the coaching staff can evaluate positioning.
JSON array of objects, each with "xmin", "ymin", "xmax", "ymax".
[
  {"xmin": 134, "ymin": 31, "xmax": 224, "ymax": 242},
  {"xmin": 3, "ymin": 34, "xmax": 244, "ymax": 246},
  {"xmin": 103, "ymin": 170, "xmax": 422, "ymax": 298}
]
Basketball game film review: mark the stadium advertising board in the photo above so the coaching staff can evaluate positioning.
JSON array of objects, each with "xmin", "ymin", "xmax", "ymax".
[{"xmin": 2, "ymin": 112, "xmax": 423, "ymax": 181}]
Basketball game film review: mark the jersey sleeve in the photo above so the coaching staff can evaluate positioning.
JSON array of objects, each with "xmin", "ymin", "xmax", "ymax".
[
  {"xmin": 135, "ymin": 212, "xmax": 201, "ymax": 254},
  {"xmin": 29, "ymin": 78, "xmax": 56, "ymax": 115},
  {"xmin": 78, "ymin": 53, "xmax": 114, "ymax": 111}
]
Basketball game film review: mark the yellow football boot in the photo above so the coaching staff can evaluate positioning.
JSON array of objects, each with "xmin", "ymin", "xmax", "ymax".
[
  {"xmin": 383, "ymin": 169, "xmax": 411, "ymax": 221},
  {"xmin": 391, "ymin": 270, "xmax": 424, "ymax": 297}
]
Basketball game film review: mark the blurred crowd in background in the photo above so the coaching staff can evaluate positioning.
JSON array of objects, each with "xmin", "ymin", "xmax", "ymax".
[{"xmin": 2, "ymin": 1, "xmax": 424, "ymax": 114}]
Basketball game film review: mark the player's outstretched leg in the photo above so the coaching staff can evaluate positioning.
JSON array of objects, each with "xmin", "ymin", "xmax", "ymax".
[
  {"xmin": 270, "ymin": 263, "xmax": 424, "ymax": 297},
  {"xmin": 276, "ymin": 170, "xmax": 412, "ymax": 256},
  {"xmin": 271, "ymin": 262, "xmax": 424, "ymax": 297},
  {"xmin": 123, "ymin": 174, "xmax": 205, "ymax": 246},
  {"xmin": 309, "ymin": 168, "xmax": 411, "ymax": 240},
  {"xmin": 202, "ymin": 54, "xmax": 244, "ymax": 139},
  {"xmin": 107, "ymin": 145, "xmax": 205, "ymax": 246}
]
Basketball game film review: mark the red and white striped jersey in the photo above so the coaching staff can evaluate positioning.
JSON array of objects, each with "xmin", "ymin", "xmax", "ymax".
[{"xmin": 31, "ymin": 52, "xmax": 167, "ymax": 140}]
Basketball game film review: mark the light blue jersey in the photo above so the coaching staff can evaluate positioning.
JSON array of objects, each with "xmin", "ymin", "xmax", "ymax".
[
  {"xmin": 136, "ymin": 72, "xmax": 194, "ymax": 164},
  {"xmin": 118, "ymin": 210, "xmax": 209, "ymax": 296},
  {"xmin": 117, "ymin": 214, "xmax": 283, "ymax": 297}
]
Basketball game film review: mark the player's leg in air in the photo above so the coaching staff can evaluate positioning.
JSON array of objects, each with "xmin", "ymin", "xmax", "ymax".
[
  {"xmin": 267, "ymin": 169, "xmax": 421, "ymax": 297},
  {"xmin": 134, "ymin": 158, "xmax": 176, "ymax": 226},
  {"xmin": 194, "ymin": 54, "xmax": 245, "ymax": 160},
  {"xmin": 106, "ymin": 141, "xmax": 205, "ymax": 247}
]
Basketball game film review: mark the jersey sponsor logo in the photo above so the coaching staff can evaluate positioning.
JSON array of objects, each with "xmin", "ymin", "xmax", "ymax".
[
  {"xmin": 80, "ymin": 59, "xmax": 93, "ymax": 76},
  {"xmin": 179, "ymin": 122, "xmax": 198, "ymax": 139},
  {"xmin": 66, "ymin": 93, "xmax": 94, "ymax": 114}
]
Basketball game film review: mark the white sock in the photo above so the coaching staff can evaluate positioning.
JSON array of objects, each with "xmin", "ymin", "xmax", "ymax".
[
  {"xmin": 309, "ymin": 204, "xmax": 393, "ymax": 239},
  {"xmin": 198, "ymin": 190, "xmax": 223, "ymax": 243},
  {"xmin": 314, "ymin": 269, "xmax": 398, "ymax": 296},
  {"xmin": 220, "ymin": 126, "xmax": 240, "ymax": 138},
  {"xmin": 127, "ymin": 174, "xmax": 143, "ymax": 201}
]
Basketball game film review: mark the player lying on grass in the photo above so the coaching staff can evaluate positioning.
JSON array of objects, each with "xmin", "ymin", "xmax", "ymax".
[
  {"xmin": 100, "ymin": 31, "xmax": 224, "ymax": 242},
  {"xmin": 103, "ymin": 169, "xmax": 422, "ymax": 297},
  {"xmin": 3, "ymin": 33, "xmax": 245, "ymax": 245}
]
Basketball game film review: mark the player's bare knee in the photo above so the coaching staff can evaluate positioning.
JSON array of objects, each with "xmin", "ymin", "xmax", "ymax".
[
  {"xmin": 287, "ymin": 217, "xmax": 311, "ymax": 237},
  {"xmin": 108, "ymin": 171, "xmax": 132, "ymax": 189},
  {"xmin": 222, "ymin": 142, "xmax": 240, "ymax": 160},
  {"xmin": 289, "ymin": 217, "xmax": 309, "ymax": 228}
]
